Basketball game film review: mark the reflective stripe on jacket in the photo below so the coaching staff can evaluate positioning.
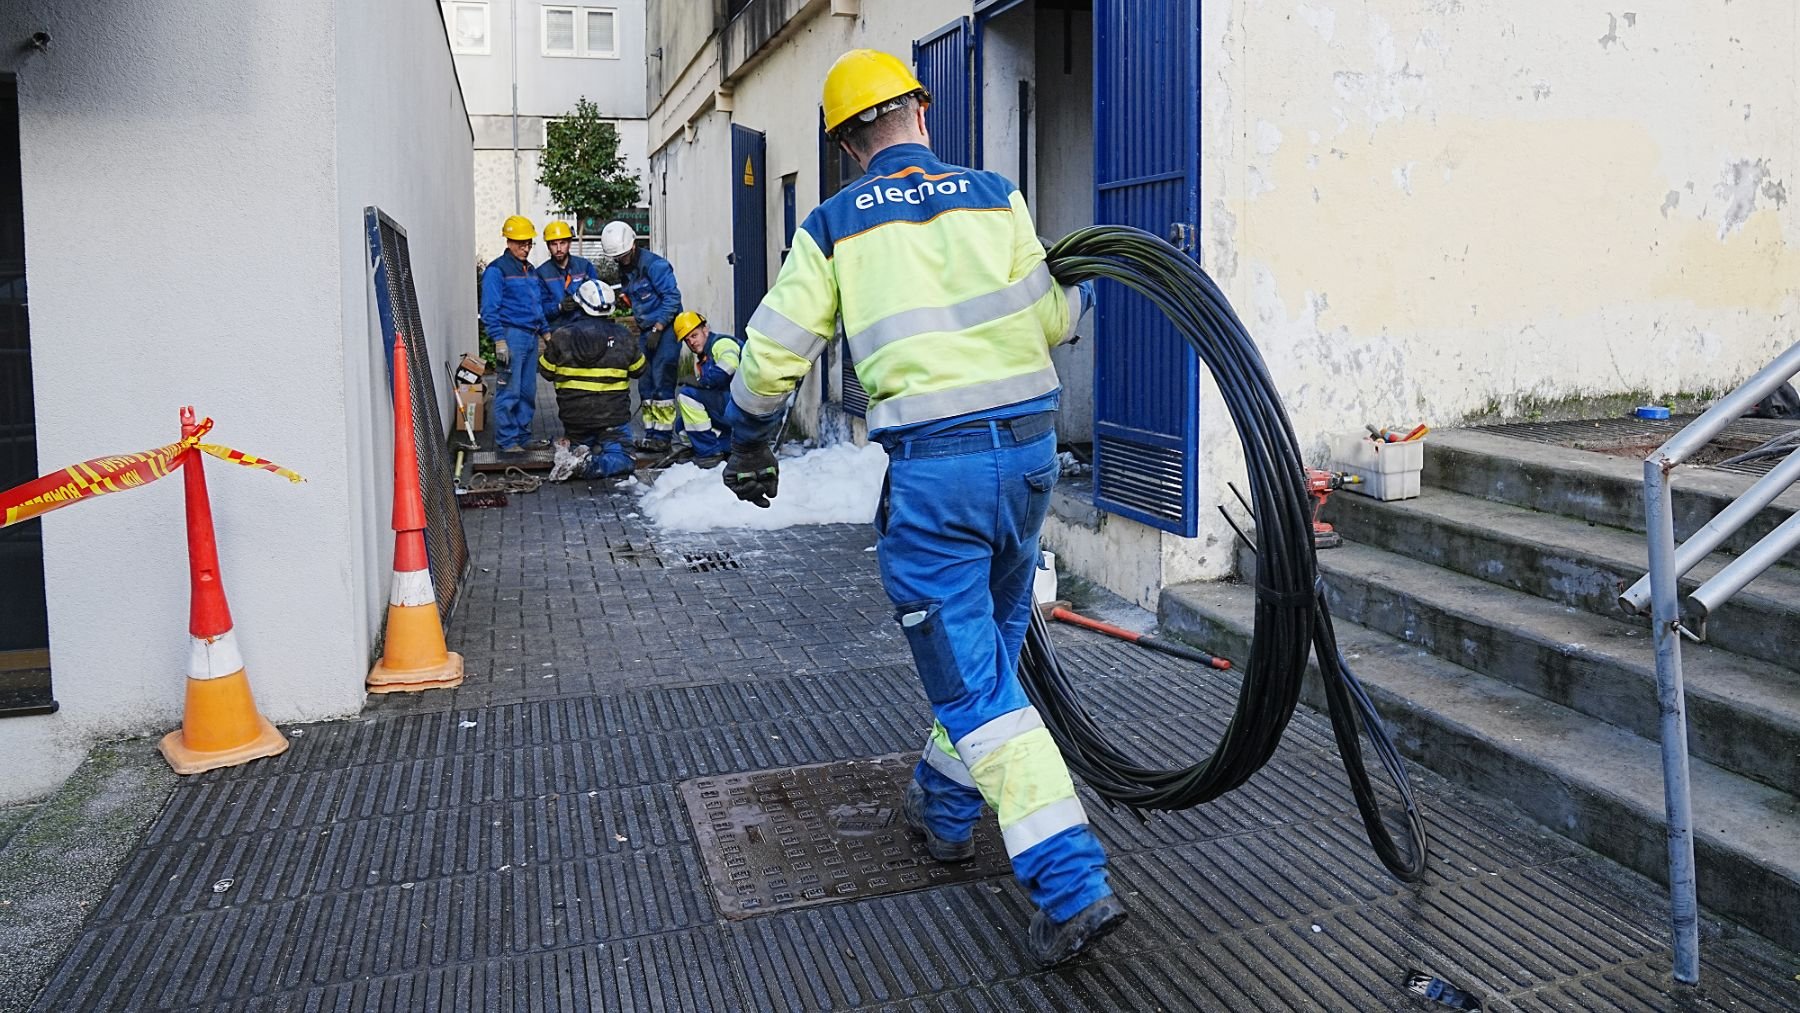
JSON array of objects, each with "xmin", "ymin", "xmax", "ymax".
[
  {"xmin": 538, "ymin": 316, "xmax": 646, "ymax": 433},
  {"xmin": 691, "ymin": 331, "xmax": 741, "ymax": 390},
  {"xmin": 731, "ymin": 142, "xmax": 1078, "ymax": 435}
]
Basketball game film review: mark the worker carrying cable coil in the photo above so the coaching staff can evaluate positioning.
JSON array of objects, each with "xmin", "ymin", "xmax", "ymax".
[{"xmin": 722, "ymin": 47, "xmax": 1428, "ymax": 970}]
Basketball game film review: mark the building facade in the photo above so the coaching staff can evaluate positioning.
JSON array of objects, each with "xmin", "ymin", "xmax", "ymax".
[
  {"xmin": 647, "ymin": 0, "xmax": 1800, "ymax": 608},
  {"xmin": 0, "ymin": 0, "xmax": 475, "ymax": 802},
  {"xmin": 442, "ymin": 0, "xmax": 650, "ymax": 262}
]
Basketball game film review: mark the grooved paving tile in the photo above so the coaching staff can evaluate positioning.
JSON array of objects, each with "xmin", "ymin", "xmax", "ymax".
[{"xmin": 29, "ymin": 481, "xmax": 1800, "ymax": 1011}]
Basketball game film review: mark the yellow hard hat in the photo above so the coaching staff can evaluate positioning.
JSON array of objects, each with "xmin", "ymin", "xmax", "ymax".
[
  {"xmin": 542, "ymin": 220, "xmax": 574, "ymax": 242},
  {"xmin": 672, "ymin": 311, "xmax": 706, "ymax": 342},
  {"xmin": 501, "ymin": 215, "xmax": 536, "ymax": 241},
  {"xmin": 822, "ymin": 49, "xmax": 927, "ymax": 133}
]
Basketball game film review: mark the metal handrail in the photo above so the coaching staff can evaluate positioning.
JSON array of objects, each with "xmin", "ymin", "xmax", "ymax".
[{"xmin": 1633, "ymin": 336, "xmax": 1800, "ymax": 985}]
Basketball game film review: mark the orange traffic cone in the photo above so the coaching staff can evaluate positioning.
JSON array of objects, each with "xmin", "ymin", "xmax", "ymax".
[
  {"xmin": 159, "ymin": 407, "xmax": 290, "ymax": 775},
  {"xmin": 367, "ymin": 337, "xmax": 464, "ymax": 693}
]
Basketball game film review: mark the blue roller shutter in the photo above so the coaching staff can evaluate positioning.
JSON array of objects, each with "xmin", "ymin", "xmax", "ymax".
[{"xmin": 1092, "ymin": 0, "xmax": 1202, "ymax": 536}]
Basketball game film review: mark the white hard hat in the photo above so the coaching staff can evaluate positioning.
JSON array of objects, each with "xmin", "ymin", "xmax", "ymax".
[
  {"xmin": 599, "ymin": 220, "xmax": 637, "ymax": 258},
  {"xmin": 573, "ymin": 279, "xmax": 615, "ymax": 316}
]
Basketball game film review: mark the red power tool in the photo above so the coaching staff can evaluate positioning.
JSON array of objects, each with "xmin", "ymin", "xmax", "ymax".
[{"xmin": 1306, "ymin": 468, "xmax": 1361, "ymax": 549}]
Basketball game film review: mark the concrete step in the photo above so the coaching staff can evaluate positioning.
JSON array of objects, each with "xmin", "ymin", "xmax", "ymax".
[
  {"xmin": 1158, "ymin": 578, "xmax": 1800, "ymax": 954},
  {"xmin": 1323, "ymin": 485, "xmax": 1800, "ymax": 670},
  {"xmin": 1425, "ymin": 428, "xmax": 1800, "ymax": 560},
  {"xmin": 1244, "ymin": 539, "xmax": 1800, "ymax": 796}
]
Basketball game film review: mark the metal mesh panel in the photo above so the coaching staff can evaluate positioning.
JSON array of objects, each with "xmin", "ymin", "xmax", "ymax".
[{"xmin": 365, "ymin": 208, "xmax": 470, "ymax": 624}]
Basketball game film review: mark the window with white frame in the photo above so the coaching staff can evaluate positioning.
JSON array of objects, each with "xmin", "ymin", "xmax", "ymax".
[
  {"xmin": 542, "ymin": 6, "xmax": 618, "ymax": 59},
  {"xmin": 443, "ymin": 1, "xmax": 491, "ymax": 55}
]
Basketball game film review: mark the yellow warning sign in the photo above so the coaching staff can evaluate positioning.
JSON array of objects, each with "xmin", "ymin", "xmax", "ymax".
[{"xmin": 742, "ymin": 157, "xmax": 755, "ymax": 187}]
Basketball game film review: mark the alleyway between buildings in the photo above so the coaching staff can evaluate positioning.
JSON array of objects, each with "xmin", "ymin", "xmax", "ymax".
[{"xmin": 17, "ymin": 480, "xmax": 1800, "ymax": 1011}]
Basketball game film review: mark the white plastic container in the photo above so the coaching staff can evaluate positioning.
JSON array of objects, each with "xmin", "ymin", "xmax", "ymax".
[
  {"xmin": 1033, "ymin": 550, "xmax": 1058, "ymax": 603},
  {"xmin": 1330, "ymin": 433, "xmax": 1425, "ymax": 501}
]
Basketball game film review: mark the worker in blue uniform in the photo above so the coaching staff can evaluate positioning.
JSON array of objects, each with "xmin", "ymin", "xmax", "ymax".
[
  {"xmin": 721, "ymin": 50, "xmax": 1119, "ymax": 967},
  {"xmin": 600, "ymin": 220, "xmax": 683, "ymax": 453},
  {"xmin": 535, "ymin": 220, "xmax": 599, "ymax": 333},
  {"xmin": 481, "ymin": 215, "xmax": 550, "ymax": 453},
  {"xmin": 671, "ymin": 311, "xmax": 739, "ymax": 466}
]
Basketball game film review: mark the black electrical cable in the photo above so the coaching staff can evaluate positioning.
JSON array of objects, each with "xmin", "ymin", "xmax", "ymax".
[{"xmin": 1034, "ymin": 225, "xmax": 1429, "ymax": 882}]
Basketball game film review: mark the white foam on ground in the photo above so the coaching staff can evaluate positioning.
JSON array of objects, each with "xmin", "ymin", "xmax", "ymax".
[{"xmin": 638, "ymin": 442, "xmax": 889, "ymax": 531}]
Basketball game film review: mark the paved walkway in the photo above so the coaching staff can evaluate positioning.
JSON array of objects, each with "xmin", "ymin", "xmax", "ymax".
[{"xmin": 23, "ymin": 478, "xmax": 1800, "ymax": 1011}]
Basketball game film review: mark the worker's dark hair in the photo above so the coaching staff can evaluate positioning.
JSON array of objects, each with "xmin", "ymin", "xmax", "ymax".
[{"xmin": 834, "ymin": 91, "xmax": 928, "ymax": 159}]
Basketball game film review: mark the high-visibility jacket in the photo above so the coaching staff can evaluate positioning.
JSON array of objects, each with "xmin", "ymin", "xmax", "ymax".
[
  {"xmin": 688, "ymin": 331, "xmax": 741, "ymax": 390},
  {"xmin": 730, "ymin": 142, "xmax": 1081, "ymax": 436},
  {"xmin": 620, "ymin": 249, "xmax": 682, "ymax": 332},
  {"xmin": 538, "ymin": 316, "xmax": 646, "ymax": 432},
  {"xmin": 535, "ymin": 254, "xmax": 599, "ymax": 332},
  {"xmin": 480, "ymin": 250, "xmax": 546, "ymax": 335}
]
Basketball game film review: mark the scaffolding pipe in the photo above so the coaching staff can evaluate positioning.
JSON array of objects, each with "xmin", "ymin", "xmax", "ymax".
[
  {"xmin": 1642, "ymin": 456, "xmax": 1701, "ymax": 984},
  {"xmin": 1618, "ymin": 443, "xmax": 1800, "ymax": 614}
]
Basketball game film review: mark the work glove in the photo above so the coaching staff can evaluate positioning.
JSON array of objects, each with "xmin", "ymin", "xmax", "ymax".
[
  {"xmin": 643, "ymin": 324, "xmax": 663, "ymax": 358},
  {"xmin": 723, "ymin": 443, "xmax": 780, "ymax": 508},
  {"xmin": 494, "ymin": 339, "xmax": 511, "ymax": 369}
]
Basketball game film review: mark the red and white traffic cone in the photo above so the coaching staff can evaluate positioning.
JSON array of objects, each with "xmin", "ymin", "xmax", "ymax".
[
  {"xmin": 367, "ymin": 338, "xmax": 464, "ymax": 693},
  {"xmin": 158, "ymin": 407, "xmax": 290, "ymax": 775}
]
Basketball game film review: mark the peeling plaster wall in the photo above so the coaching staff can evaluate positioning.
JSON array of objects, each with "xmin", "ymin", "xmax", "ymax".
[{"xmin": 1162, "ymin": 0, "xmax": 1800, "ymax": 584}]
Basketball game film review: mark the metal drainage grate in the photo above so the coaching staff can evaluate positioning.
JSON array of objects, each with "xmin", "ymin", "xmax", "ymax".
[
  {"xmin": 678, "ymin": 755, "xmax": 1010, "ymax": 919},
  {"xmin": 684, "ymin": 550, "xmax": 741, "ymax": 572}
]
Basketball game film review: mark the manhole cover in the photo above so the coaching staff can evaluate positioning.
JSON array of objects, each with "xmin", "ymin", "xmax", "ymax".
[
  {"xmin": 678, "ymin": 755, "xmax": 1010, "ymax": 918},
  {"xmin": 684, "ymin": 550, "xmax": 741, "ymax": 572}
]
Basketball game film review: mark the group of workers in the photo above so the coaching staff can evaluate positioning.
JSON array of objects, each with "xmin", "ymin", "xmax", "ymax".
[{"xmin": 477, "ymin": 216, "xmax": 741, "ymax": 479}]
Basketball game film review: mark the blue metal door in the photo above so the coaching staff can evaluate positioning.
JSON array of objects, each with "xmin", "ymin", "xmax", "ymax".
[
  {"xmin": 914, "ymin": 18, "xmax": 974, "ymax": 168},
  {"xmin": 1092, "ymin": 0, "xmax": 1202, "ymax": 536},
  {"xmin": 730, "ymin": 124, "xmax": 768, "ymax": 336}
]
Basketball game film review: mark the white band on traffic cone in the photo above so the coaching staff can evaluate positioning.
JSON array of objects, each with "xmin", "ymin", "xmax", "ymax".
[
  {"xmin": 390, "ymin": 568, "xmax": 437, "ymax": 608},
  {"xmin": 187, "ymin": 629, "xmax": 245, "ymax": 681}
]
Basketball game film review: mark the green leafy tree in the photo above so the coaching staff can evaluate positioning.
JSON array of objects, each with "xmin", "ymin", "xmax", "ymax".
[{"xmin": 537, "ymin": 97, "xmax": 641, "ymax": 254}]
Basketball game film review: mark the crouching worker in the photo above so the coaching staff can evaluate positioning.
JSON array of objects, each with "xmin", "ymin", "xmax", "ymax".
[
  {"xmin": 540, "ymin": 280, "xmax": 645, "ymax": 482},
  {"xmin": 672, "ymin": 311, "xmax": 740, "ymax": 467}
]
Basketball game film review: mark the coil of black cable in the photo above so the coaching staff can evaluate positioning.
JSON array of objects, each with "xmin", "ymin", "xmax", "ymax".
[{"xmin": 1032, "ymin": 225, "xmax": 1429, "ymax": 882}]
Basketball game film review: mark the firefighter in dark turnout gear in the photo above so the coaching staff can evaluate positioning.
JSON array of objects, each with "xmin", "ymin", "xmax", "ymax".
[{"xmin": 539, "ymin": 280, "xmax": 645, "ymax": 481}]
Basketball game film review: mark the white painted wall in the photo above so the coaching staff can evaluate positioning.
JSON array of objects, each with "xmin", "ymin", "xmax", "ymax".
[
  {"xmin": 338, "ymin": 0, "xmax": 479, "ymax": 652},
  {"xmin": 1159, "ymin": 0, "xmax": 1800, "ymax": 588},
  {"xmin": 0, "ymin": 0, "xmax": 472, "ymax": 802}
]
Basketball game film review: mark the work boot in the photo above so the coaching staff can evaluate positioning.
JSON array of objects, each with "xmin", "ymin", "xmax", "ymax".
[
  {"xmin": 636, "ymin": 435, "xmax": 670, "ymax": 454},
  {"xmin": 902, "ymin": 781, "xmax": 975, "ymax": 863},
  {"xmin": 693, "ymin": 453, "xmax": 727, "ymax": 469},
  {"xmin": 1028, "ymin": 894, "xmax": 1128, "ymax": 968},
  {"xmin": 523, "ymin": 437, "xmax": 552, "ymax": 452}
]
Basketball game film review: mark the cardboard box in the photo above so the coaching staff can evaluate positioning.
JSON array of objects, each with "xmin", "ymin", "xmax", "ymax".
[
  {"xmin": 1330, "ymin": 431, "xmax": 1424, "ymax": 501},
  {"xmin": 454, "ymin": 384, "xmax": 486, "ymax": 433},
  {"xmin": 454, "ymin": 354, "xmax": 488, "ymax": 387}
]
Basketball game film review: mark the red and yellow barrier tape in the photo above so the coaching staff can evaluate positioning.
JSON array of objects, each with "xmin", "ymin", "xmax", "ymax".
[{"xmin": 0, "ymin": 417, "xmax": 303, "ymax": 529}]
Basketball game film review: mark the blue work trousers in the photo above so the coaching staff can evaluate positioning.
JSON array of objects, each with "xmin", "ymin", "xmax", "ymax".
[
  {"xmin": 877, "ymin": 413, "xmax": 1111, "ymax": 922},
  {"xmin": 639, "ymin": 330, "xmax": 682, "ymax": 437},
  {"xmin": 492, "ymin": 326, "xmax": 540, "ymax": 449},
  {"xmin": 572, "ymin": 428, "xmax": 635, "ymax": 479},
  {"xmin": 677, "ymin": 385, "xmax": 732, "ymax": 457}
]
